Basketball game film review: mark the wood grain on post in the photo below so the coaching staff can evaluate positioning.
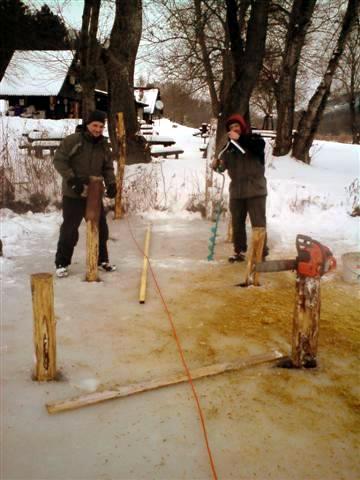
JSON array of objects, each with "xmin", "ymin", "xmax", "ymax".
[
  {"xmin": 85, "ymin": 176, "xmax": 104, "ymax": 282},
  {"xmin": 291, "ymin": 276, "xmax": 320, "ymax": 367},
  {"xmin": 139, "ymin": 224, "xmax": 152, "ymax": 304},
  {"xmin": 226, "ymin": 215, "xmax": 233, "ymax": 243},
  {"xmin": 46, "ymin": 350, "xmax": 284, "ymax": 414},
  {"xmin": 245, "ymin": 227, "xmax": 266, "ymax": 286},
  {"xmin": 31, "ymin": 273, "xmax": 56, "ymax": 381},
  {"xmin": 114, "ymin": 112, "xmax": 126, "ymax": 219}
]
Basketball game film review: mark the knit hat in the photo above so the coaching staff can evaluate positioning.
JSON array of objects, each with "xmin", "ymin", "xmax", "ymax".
[
  {"xmin": 225, "ymin": 114, "xmax": 250, "ymax": 134},
  {"xmin": 85, "ymin": 110, "xmax": 107, "ymax": 125}
]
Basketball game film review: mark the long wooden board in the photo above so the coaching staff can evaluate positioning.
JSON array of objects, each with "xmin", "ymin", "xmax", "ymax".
[
  {"xmin": 46, "ymin": 350, "xmax": 284, "ymax": 414},
  {"xmin": 139, "ymin": 224, "xmax": 152, "ymax": 304}
]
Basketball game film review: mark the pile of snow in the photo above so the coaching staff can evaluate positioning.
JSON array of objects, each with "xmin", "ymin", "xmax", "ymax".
[{"xmin": 0, "ymin": 116, "xmax": 359, "ymax": 259}]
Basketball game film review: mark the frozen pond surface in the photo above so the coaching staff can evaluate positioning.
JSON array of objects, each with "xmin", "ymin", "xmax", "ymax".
[{"xmin": 1, "ymin": 215, "xmax": 359, "ymax": 480}]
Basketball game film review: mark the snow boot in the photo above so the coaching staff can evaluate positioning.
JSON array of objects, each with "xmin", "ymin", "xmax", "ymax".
[
  {"xmin": 56, "ymin": 266, "xmax": 69, "ymax": 278},
  {"xmin": 228, "ymin": 252, "xmax": 246, "ymax": 263},
  {"xmin": 99, "ymin": 262, "xmax": 117, "ymax": 272}
]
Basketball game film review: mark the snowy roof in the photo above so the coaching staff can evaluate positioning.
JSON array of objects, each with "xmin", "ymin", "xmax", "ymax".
[
  {"xmin": 134, "ymin": 88, "xmax": 159, "ymax": 114},
  {"xmin": 0, "ymin": 51, "xmax": 74, "ymax": 96}
]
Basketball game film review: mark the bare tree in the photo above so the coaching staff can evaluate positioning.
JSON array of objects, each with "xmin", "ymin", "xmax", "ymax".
[
  {"xmin": 217, "ymin": 0, "xmax": 270, "ymax": 147},
  {"xmin": 143, "ymin": 0, "xmax": 227, "ymax": 116},
  {"xmin": 292, "ymin": 0, "xmax": 359, "ymax": 162},
  {"xmin": 336, "ymin": 19, "xmax": 360, "ymax": 143},
  {"xmin": 272, "ymin": 0, "xmax": 317, "ymax": 156},
  {"xmin": 102, "ymin": 0, "xmax": 144, "ymax": 163},
  {"xmin": 79, "ymin": 0, "xmax": 101, "ymax": 121}
]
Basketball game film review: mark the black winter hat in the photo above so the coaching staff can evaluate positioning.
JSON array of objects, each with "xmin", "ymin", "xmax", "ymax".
[{"xmin": 85, "ymin": 110, "xmax": 107, "ymax": 125}]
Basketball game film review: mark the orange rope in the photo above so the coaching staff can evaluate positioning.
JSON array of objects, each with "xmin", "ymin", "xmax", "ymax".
[{"xmin": 126, "ymin": 217, "xmax": 218, "ymax": 480}]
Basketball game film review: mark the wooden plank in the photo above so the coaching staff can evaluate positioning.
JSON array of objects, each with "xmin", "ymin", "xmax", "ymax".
[
  {"xmin": 31, "ymin": 273, "xmax": 56, "ymax": 381},
  {"xmin": 139, "ymin": 224, "xmax": 152, "ymax": 304},
  {"xmin": 46, "ymin": 350, "xmax": 284, "ymax": 414},
  {"xmin": 114, "ymin": 112, "xmax": 126, "ymax": 220}
]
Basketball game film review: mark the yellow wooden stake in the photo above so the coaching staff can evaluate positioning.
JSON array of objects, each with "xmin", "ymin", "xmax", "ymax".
[
  {"xmin": 139, "ymin": 224, "xmax": 152, "ymax": 304},
  {"xmin": 114, "ymin": 112, "xmax": 126, "ymax": 219},
  {"xmin": 31, "ymin": 273, "xmax": 57, "ymax": 381},
  {"xmin": 244, "ymin": 227, "xmax": 266, "ymax": 286}
]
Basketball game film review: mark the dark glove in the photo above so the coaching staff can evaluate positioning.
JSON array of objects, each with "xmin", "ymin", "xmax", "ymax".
[
  {"xmin": 67, "ymin": 177, "xmax": 85, "ymax": 195},
  {"xmin": 106, "ymin": 183, "xmax": 117, "ymax": 199}
]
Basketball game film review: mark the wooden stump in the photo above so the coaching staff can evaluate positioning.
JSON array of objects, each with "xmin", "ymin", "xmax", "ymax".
[
  {"xmin": 85, "ymin": 177, "xmax": 104, "ymax": 282},
  {"xmin": 291, "ymin": 276, "xmax": 320, "ymax": 367},
  {"xmin": 244, "ymin": 227, "xmax": 266, "ymax": 286},
  {"xmin": 31, "ymin": 273, "xmax": 56, "ymax": 381},
  {"xmin": 114, "ymin": 112, "xmax": 126, "ymax": 219}
]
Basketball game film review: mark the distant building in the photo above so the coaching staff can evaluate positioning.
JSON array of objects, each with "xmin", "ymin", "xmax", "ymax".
[
  {"xmin": 0, "ymin": 50, "xmax": 85, "ymax": 119},
  {"xmin": 134, "ymin": 87, "xmax": 163, "ymax": 123},
  {"xmin": 0, "ymin": 51, "xmax": 158, "ymax": 121}
]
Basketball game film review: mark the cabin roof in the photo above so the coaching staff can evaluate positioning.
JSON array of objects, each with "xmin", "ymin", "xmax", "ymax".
[{"xmin": 0, "ymin": 50, "xmax": 74, "ymax": 96}]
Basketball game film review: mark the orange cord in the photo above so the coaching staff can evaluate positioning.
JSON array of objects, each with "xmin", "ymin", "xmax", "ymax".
[{"xmin": 126, "ymin": 217, "xmax": 218, "ymax": 480}]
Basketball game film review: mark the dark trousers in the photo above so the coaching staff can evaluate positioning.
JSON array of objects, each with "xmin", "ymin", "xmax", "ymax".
[
  {"xmin": 229, "ymin": 196, "xmax": 267, "ymax": 254},
  {"xmin": 55, "ymin": 196, "xmax": 109, "ymax": 267}
]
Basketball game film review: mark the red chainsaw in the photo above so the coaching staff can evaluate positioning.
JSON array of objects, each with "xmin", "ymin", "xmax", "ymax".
[{"xmin": 255, "ymin": 234, "xmax": 336, "ymax": 277}]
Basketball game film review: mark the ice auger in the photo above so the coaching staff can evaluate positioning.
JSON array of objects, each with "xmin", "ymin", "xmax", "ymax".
[{"xmin": 207, "ymin": 173, "xmax": 225, "ymax": 261}]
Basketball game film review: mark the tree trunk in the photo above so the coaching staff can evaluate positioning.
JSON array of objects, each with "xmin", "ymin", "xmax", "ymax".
[
  {"xmin": 79, "ymin": 0, "xmax": 101, "ymax": 121},
  {"xmin": 273, "ymin": 0, "xmax": 317, "ymax": 157},
  {"xmin": 216, "ymin": 0, "xmax": 270, "ymax": 152},
  {"xmin": 194, "ymin": 0, "xmax": 220, "ymax": 117},
  {"xmin": 219, "ymin": 25, "xmax": 234, "ymax": 112},
  {"xmin": 292, "ymin": 0, "xmax": 359, "ymax": 163},
  {"xmin": 349, "ymin": 61, "xmax": 360, "ymax": 144},
  {"xmin": 103, "ymin": 0, "xmax": 143, "ymax": 164}
]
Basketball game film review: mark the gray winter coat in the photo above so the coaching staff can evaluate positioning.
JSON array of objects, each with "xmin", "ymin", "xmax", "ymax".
[
  {"xmin": 53, "ymin": 131, "xmax": 116, "ymax": 198},
  {"xmin": 219, "ymin": 134, "xmax": 267, "ymax": 199}
]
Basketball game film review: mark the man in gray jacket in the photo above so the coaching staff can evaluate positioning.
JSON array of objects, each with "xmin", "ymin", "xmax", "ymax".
[
  {"xmin": 213, "ymin": 114, "xmax": 268, "ymax": 262},
  {"xmin": 53, "ymin": 110, "xmax": 117, "ymax": 277}
]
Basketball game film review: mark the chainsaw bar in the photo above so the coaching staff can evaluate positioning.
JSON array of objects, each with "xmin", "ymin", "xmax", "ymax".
[{"xmin": 255, "ymin": 259, "xmax": 297, "ymax": 273}]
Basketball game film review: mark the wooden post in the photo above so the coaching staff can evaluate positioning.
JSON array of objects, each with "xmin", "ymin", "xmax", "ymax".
[
  {"xmin": 85, "ymin": 176, "xmax": 104, "ymax": 282},
  {"xmin": 226, "ymin": 214, "xmax": 233, "ymax": 243},
  {"xmin": 291, "ymin": 276, "xmax": 320, "ymax": 367},
  {"xmin": 205, "ymin": 119, "xmax": 217, "ymax": 219},
  {"xmin": 244, "ymin": 227, "xmax": 266, "ymax": 286},
  {"xmin": 46, "ymin": 350, "xmax": 284, "ymax": 414},
  {"xmin": 114, "ymin": 112, "xmax": 126, "ymax": 219},
  {"xmin": 139, "ymin": 224, "xmax": 152, "ymax": 304},
  {"xmin": 31, "ymin": 273, "xmax": 56, "ymax": 381}
]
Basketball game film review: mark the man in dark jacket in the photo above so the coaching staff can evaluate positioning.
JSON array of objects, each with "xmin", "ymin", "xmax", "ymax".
[
  {"xmin": 53, "ymin": 110, "xmax": 117, "ymax": 277},
  {"xmin": 213, "ymin": 114, "xmax": 268, "ymax": 262}
]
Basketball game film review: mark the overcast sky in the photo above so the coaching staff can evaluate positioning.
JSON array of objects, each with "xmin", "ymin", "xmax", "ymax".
[{"xmin": 26, "ymin": 0, "xmax": 85, "ymax": 29}]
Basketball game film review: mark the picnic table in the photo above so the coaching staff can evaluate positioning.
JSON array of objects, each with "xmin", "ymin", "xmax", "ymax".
[
  {"xmin": 151, "ymin": 146, "xmax": 184, "ymax": 159},
  {"xmin": 143, "ymin": 135, "xmax": 176, "ymax": 147},
  {"xmin": 19, "ymin": 132, "xmax": 64, "ymax": 158}
]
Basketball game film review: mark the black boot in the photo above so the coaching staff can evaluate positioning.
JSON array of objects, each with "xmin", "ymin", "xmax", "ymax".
[{"xmin": 228, "ymin": 252, "xmax": 246, "ymax": 263}]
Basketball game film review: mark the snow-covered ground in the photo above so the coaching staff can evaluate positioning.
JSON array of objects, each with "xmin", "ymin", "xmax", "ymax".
[{"xmin": 1, "ymin": 116, "xmax": 359, "ymax": 260}]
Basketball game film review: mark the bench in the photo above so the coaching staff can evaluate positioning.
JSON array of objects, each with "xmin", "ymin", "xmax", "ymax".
[
  {"xmin": 143, "ymin": 135, "xmax": 176, "ymax": 147},
  {"xmin": 19, "ymin": 140, "xmax": 61, "ymax": 158},
  {"xmin": 151, "ymin": 147, "xmax": 184, "ymax": 159}
]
